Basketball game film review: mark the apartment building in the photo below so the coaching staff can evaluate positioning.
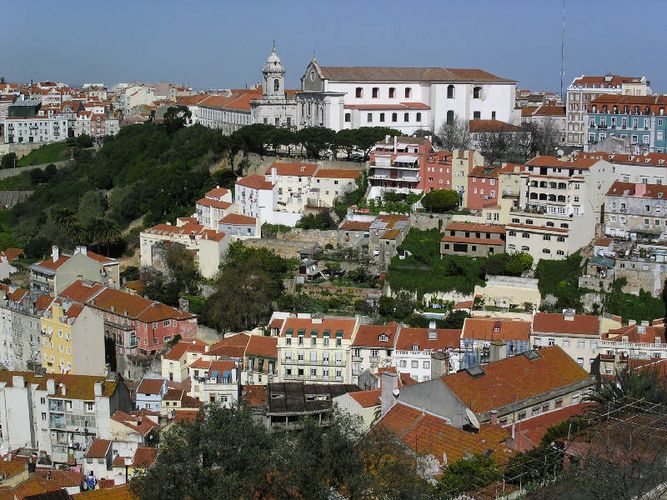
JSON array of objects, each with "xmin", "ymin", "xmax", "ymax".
[
  {"xmin": 350, "ymin": 323, "xmax": 399, "ymax": 383},
  {"xmin": 0, "ymin": 371, "xmax": 131, "ymax": 465},
  {"xmin": 506, "ymin": 155, "xmax": 614, "ymax": 260},
  {"xmin": 566, "ymin": 74, "xmax": 651, "ymax": 147},
  {"xmin": 194, "ymin": 186, "xmax": 233, "ymax": 230},
  {"xmin": 188, "ymin": 358, "xmax": 239, "ymax": 407},
  {"xmin": 393, "ymin": 324, "xmax": 462, "ymax": 382},
  {"xmin": 29, "ymin": 246, "xmax": 120, "ymax": 296},
  {"xmin": 461, "ymin": 317, "xmax": 531, "ymax": 366},
  {"xmin": 276, "ymin": 316, "xmax": 359, "ymax": 384},
  {"xmin": 523, "ymin": 104, "xmax": 566, "ymax": 145},
  {"xmin": 234, "ymin": 175, "xmax": 280, "ymax": 224},
  {"xmin": 466, "ymin": 165, "xmax": 501, "ymax": 210},
  {"xmin": 531, "ymin": 311, "xmax": 601, "ymax": 372},
  {"xmin": 440, "ymin": 222, "xmax": 506, "ymax": 257},
  {"xmin": 598, "ymin": 322, "xmax": 666, "ymax": 367},
  {"xmin": 451, "ymin": 149, "xmax": 486, "ymax": 206},
  {"xmin": 40, "ymin": 300, "xmax": 105, "ymax": 376},
  {"xmin": 604, "ymin": 181, "xmax": 667, "ymax": 240},
  {"xmin": 0, "ymin": 285, "xmax": 41, "ymax": 371},
  {"xmin": 586, "ymin": 94, "xmax": 667, "ymax": 154},
  {"xmin": 160, "ymin": 338, "xmax": 209, "ymax": 383}
]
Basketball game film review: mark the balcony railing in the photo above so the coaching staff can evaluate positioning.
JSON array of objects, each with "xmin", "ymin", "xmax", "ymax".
[{"xmin": 282, "ymin": 358, "xmax": 345, "ymax": 367}]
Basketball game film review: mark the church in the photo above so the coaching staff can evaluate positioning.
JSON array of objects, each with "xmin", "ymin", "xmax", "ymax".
[{"xmin": 250, "ymin": 43, "xmax": 298, "ymax": 128}]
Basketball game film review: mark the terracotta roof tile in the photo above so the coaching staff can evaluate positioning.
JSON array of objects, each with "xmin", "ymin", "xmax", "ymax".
[
  {"xmin": 339, "ymin": 220, "xmax": 372, "ymax": 232},
  {"xmin": 319, "ymin": 66, "xmax": 514, "ymax": 83},
  {"xmin": 59, "ymin": 280, "xmax": 104, "ymax": 303},
  {"xmin": 280, "ymin": 317, "xmax": 357, "ymax": 340},
  {"xmin": 85, "ymin": 439, "xmax": 111, "ymax": 459},
  {"xmin": 313, "ymin": 168, "xmax": 362, "ymax": 179},
  {"xmin": 246, "ymin": 335, "xmax": 277, "ymax": 359},
  {"xmin": 349, "ymin": 388, "xmax": 381, "ymax": 408},
  {"xmin": 88, "ymin": 288, "xmax": 194, "ymax": 323},
  {"xmin": 469, "ymin": 119, "xmax": 522, "ymax": 133},
  {"xmin": 72, "ymin": 484, "xmax": 136, "ymax": 499},
  {"xmin": 378, "ymin": 403, "xmax": 512, "ymax": 464},
  {"xmin": 525, "ymin": 156, "xmax": 598, "ymax": 169},
  {"xmin": 441, "ymin": 346, "xmax": 592, "ymax": 414},
  {"xmin": 242, "ymin": 384, "xmax": 267, "ymax": 408},
  {"xmin": 196, "ymin": 197, "xmax": 232, "ymax": 210},
  {"xmin": 136, "ymin": 378, "xmax": 165, "ymax": 396},
  {"xmin": 395, "ymin": 327, "xmax": 461, "ymax": 351},
  {"xmin": 208, "ymin": 333, "xmax": 250, "ymax": 357},
  {"xmin": 0, "ymin": 371, "xmax": 117, "ymax": 400},
  {"xmin": 236, "ymin": 175, "xmax": 274, "ymax": 190},
  {"xmin": 266, "ymin": 162, "xmax": 318, "ymax": 177},
  {"xmin": 352, "ymin": 323, "xmax": 399, "ymax": 348},
  {"xmin": 532, "ymin": 313, "xmax": 600, "ymax": 336},
  {"xmin": 0, "ymin": 247, "xmax": 22, "ymax": 262},
  {"xmin": 462, "ymin": 318, "xmax": 531, "ymax": 342},
  {"xmin": 219, "ymin": 213, "xmax": 257, "ymax": 225},
  {"xmin": 444, "ymin": 222, "xmax": 505, "ymax": 234},
  {"xmin": 162, "ymin": 339, "xmax": 208, "ymax": 361},
  {"xmin": 131, "ymin": 447, "xmax": 157, "ymax": 468}
]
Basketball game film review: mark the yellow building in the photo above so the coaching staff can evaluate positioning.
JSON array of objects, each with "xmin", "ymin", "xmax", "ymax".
[{"xmin": 40, "ymin": 300, "xmax": 106, "ymax": 376}]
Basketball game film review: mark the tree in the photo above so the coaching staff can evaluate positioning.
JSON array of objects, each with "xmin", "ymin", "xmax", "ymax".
[
  {"xmin": 441, "ymin": 310, "xmax": 470, "ymax": 329},
  {"xmin": 296, "ymin": 211, "xmax": 336, "ymax": 230},
  {"xmin": 297, "ymin": 127, "xmax": 337, "ymax": 159},
  {"xmin": 505, "ymin": 252, "xmax": 533, "ymax": 275},
  {"xmin": 77, "ymin": 190, "xmax": 106, "ymax": 225},
  {"xmin": 162, "ymin": 106, "xmax": 192, "ymax": 134},
  {"xmin": 85, "ymin": 217, "xmax": 121, "ymax": 254},
  {"xmin": 165, "ymin": 243, "xmax": 201, "ymax": 294},
  {"xmin": 24, "ymin": 236, "xmax": 52, "ymax": 259},
  {"xmin": 0, "ymin": 152, "xmax": 17, "ymax": 169},
  {"xmin": 53, "ymin": 208, "xmax": 84, "ymax": 245},
  {"xmin": 75, "ymin": 134, "xmax": 94, "ymax": 148},
  {"xmin": 142, "ymin": 267, "xmax": 181, "ymax": 306},
  {"xmin": 437, "ymin": 115, "xmax": 470, "ymax": 151},
  {"xmin": 435, "ymin": 454, "xmax": 502, "ymax": 498},
  {"xmin": 421, "ymin": 189, "xmax": 459, "ymax": 213}
]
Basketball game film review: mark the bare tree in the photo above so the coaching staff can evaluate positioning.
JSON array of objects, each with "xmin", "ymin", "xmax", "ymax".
[
  {"xmin": 525, "ymin": 119, "xmax": 561, "ymax": 157},
  {"xmin": 437, "ymin": 115, "xmax": 470, "ymax": 151}
]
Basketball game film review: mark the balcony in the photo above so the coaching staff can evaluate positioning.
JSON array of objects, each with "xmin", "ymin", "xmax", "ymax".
[{"xmin": 282, "ymin": 358, "xmax": 345, "ymax": 367}]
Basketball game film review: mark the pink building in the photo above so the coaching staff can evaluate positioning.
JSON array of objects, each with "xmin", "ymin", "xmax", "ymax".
[
  {"xmin": 368, "ymin": 136, "xmax": 454, "ymax": 194},
  {"xmin": 466, "ymin": 166, "xmax": 500, "ymax": 210}
]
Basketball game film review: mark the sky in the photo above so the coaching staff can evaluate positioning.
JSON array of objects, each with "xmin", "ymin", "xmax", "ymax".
[{"xmin": 1, "ymin": 0, "xmax": 666, "ymax": 94}]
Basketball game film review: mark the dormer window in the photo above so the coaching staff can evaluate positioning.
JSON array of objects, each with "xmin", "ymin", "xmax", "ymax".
[
  {"xmin": 412, "ymin": 344, "xmax": 419, "ymax": 352},
  {"xmin": 379, "ymin": 334, "xmax": 388, "ymax": 343}
]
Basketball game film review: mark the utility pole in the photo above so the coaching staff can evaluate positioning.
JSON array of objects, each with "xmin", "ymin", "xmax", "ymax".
[{"xmin": 560, "ymin": 0, "xmax": 566, "ymax": 103}]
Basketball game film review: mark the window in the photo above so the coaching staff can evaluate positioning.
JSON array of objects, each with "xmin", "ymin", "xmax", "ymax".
[
  {"xmin": 473, "ymin": 86, "xmax": 482, "ymax": 98},
  {"xmin": 344, "ymin": 113, "xmax": 351, "ymax": 123},
  {"xmin": 423, "ymin": 361, "xmax": 430, "ymax": 369},
  {"xmin": 446, "ymin": 110, "xmax": 454, "ymax": 124},
  {"xmin": 404, "ymin": 87, "xmax": 411, "ymax": 98},
  {"xmin": 399, "ymin": 360, "xmax": 407, "ymax": 368},
  {"xmin": 85, "ymin": 402, "xmax": 95, "ymax": 413},
  {"xmin": 416, "ymin": 112, "xmax": 422, "ymax": 122},
  {"xmin": 404, "ymin": 112, "xmax": 409, "ymax": 122},
  {"xmin": 389, "ymin": 87, "xmax": 396, "ymax": 98},
  {"xmin": 447, "ymin": 85, "xmax": 455, "ymax": 99},
  {"xmin": 577, "ymin": 340, "xmax": 585, "ymax": 349},
  {"xmin": 562, "ymin": 340, "xmax": 570, "ymax": 348},
  {"xmin": 379, "ymin": 112, "xmax": 385, "ymax": 122},
  {"xmin": 367, "ymin": 113, "xmax": 372, "ymax": 123},
  {"xmin": 518, "ymin": 411, "xmax": 526, "ymax": 420},
  {"xmin": 355, "ymin": 87, "xmax": 363, "ymax": 98},
  {"xmin": 372, "ymin": 87, "xmax": 379, "ymax": 98},
  {"xmin": 555, "ymin": 398, "xmax": 563, "ymax": 408},
  {"xmin": 576, "ymin": 357, "xmax": 584, "ymax": 366},
  {"xmin": 273, "ymin": 78, "xmax": 280, "ymax": 92},
  {"xmin": 411, "ymin": 360, "xmax": 418, "ymax": 368},
  {"xmin": 548, "ymin": 338, "xmax": 555, "ymax": 346},
  {"xmin": 391, "ymin": 113, "xmax": 397, "ymax": 122}
]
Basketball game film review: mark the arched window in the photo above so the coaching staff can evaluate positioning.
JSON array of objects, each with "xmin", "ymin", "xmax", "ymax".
[
  {"xmin": 372, "ymin": 87, "xmax": 379, "ymax": 98},
  {"xmin": 530, "ymin": 193, "xmax": 538, "ymax": 200},
  {"xmin": 392, "ymin": 113, "xmax": 398, "ymax": 122},
  {"xmin": 557, "ymin": 195, "xmax": 566, "ymax": 202},
  {"xmin": 355, "ymin": 87, "xmax": 363, "ymax": 98},
  {"xmin": 473, "ymin": 86, "xmax": 482, "ymax": 98},
  {"xmin": 548, "ymin": 194, "xmax": 556, "ymax": 201},
  {"xmin": 404, "ymin": 87, "xmax": 412, "ymax": 98},
  {"xmin": 446, "ymin": 110, "xmax": 454, "ymax": 125},
  {"xmin": 539, "ymin": 193, "xmax": 547, "ymax": 200},
  {"xmin": 404, "ymin": 112, "xmax": 409, "ymax": 122},
  {"xmin": 273, "ymin": 79, "xmax": 280, "ymax": 92},
  {"xmin": 416, "ymin": 112, "xmax": 422, "ymax": 122},
  {"xmin": 447, "ymin": 85, "xmax": 455, "ymax": 99}
]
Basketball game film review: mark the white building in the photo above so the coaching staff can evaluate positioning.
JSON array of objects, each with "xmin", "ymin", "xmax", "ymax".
[
  {"xmin": 506, "ymin": 155, "xmax": 615, "ymax": 261},
  {"xmin": 350, "ymin": 323, "xmax": 399, "ymax": 384},
  {"xmin": 566, "ymin": 74, "xmax": 651, "ymax": 148},
  {"xmin": 250, "ymin": 43, "xmax": 298, "ymax": 128},
  {"xmin": 297, "ymin": 60, "xmax": 519, "ymax": 133},
  {"xmin": 392, "ymin": 324, "xmax": 462, "ymax": 383},
  {"xmin": 0, "ymin": 285, "xmax": 40, "ymax": 371}
]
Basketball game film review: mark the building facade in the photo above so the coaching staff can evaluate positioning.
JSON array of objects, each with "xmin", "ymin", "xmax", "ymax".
[
  {"xmin": 604, "ymin": 181, "xmax": 667, "ymax": 240},
  {"xmin": 440, "ymin": 222, "xmax": 506, "ymax": 257}
]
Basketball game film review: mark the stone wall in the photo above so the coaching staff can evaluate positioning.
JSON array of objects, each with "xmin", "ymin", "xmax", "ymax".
[{"xmin": 410, "ymin": 212, "xmax": 453, "ymax": 231}]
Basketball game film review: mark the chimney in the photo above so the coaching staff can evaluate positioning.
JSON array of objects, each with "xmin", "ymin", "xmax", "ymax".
[
  {"xmin": 380, "ymin": 371, "xmax": 399, "ymax": 416},
  {"xmin": 490, "ymin": 410, "xmax": 498, "ymax": 425},
  {"xmin": 51, "ymin": 245, "xmax": 60, "ymax": 262},
  {"xmin": 271, "ymin": 166, "xmax": 277, "ymax": 184},
  {"xmin": 11, "ymin": 376, "xmax": 25, "ymax": 388},
  {"xmin": 76, "ymin": 246, "xmax": 87, "ymax": 256},
  {"xmin": 204, "ymin": 345, "xmax": 210, "ymax": 353},
  {"xmin": 47, "ymin": 378, "xmax": 56, "ymax": 394},
  {"xmin": 60, "ymin": 383, "xmax": 67, "ymax": 396},
  {"xmin": 428, "ymin": 320, "xmax": 437, "ymax": 340},
  {"xmin": 393, "ymin": 135, "xmax": 398, "ymax": 154},
  {"xmin": 384, "ymin": 134, "xmax": 390, "ymax": 143},
  {"xmin": 94, "ymin": 381, "xmax": 103, "ymax": 397},
  {"xmin": 489, "ymin": 340, "xmax": 507, "ymax": 362}
]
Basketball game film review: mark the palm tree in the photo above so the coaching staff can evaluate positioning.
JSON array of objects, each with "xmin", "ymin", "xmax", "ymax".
[
  {"xmin": 53, "ymin": 208, "xmax": 84, "ymax": 245},
  {"xmin": 86, "ymin": 217, "xmax": 121, "ymax": 255}
]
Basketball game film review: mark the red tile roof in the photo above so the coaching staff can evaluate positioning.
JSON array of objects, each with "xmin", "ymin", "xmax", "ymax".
[
  {"xmin": 246, "ymin": 335, "xmax": 277, "ymax": 359},
  {"xmin": 88, "ymin": 288, "xmax": 194, "ymax": 323},
  {"xmin": 137, "ymin": 378, "xmax": 165, "ymax": 396},
  {"xmin": 236, "ymin": 175, "xmax": 274, "ymax": 190},
  {"xmin": 59, "ymin": 280, "xmax": 104, "ymax": 303},
  {"xmin": 572, "ymin": 75, "xmax": 646, "ymax": 87},
  {"xmin": 532, "ymin": 313, "xmax": 600, "ymax": 336},
  {"xmin": 208, "ymin": 333, "xmax": 250, "ymax": 357},
  {"xmin": 525, "ymin": 156, "xmax": 598, "ymax": 169},
  {"xmin": 313, "ymin": 168, "xmax": 362, "ymax": 179},
  {"xmin": 196, "ymin": 197, "xmax": 232, "ymax": 210},
  {"xmin": 205, "ymin": 186, "xmax": 230, "ymax": 199},
  {"xmin": 603, "ymin": 324, "xmax": 665, "ymax": 344},
  {"xmin": 352, "ymin": 323, "xmax": 399, "ymax": 348},
  {"xmin": 395, "ymin": 327, "xmax": 461, "ymax": 351},
  {"xmin": 219, "ymin": 213, "xmax": 257, "ymax": 225},
  {"xmin": 162, "ymin": 339, "xmax": 208, "ymax": 361},
  {"xmin": 606, "ymin": 181, "xmax": 667, "ymax": 199},
  {"xmin": 339, "ymin": 220, "xmax": 372, "ymax": 231},
  {"xmin": 442, "ymin": 346, "xmax": 592, "ymax": 414},
  {"xmin": 0, "ymin": 247, "xmax": 22, "ymax": 262},
  {"xmin": 377, "ymin": 403, "xmax": 513, "ymax": 464},
  {"xmin": 242, "ymin": 384, "xmax": 267, "ymax": 408},
  {"xmin": 444, "ymin": 222, "xmax": 506, "ymax": 234},
  {"xmin": 131, "ymin": 447, "xmax": 158, "ymax": 468},
  {"xmin": 349, "ymin": 389, "xmax": 381, "ymax": 408},
  {"xmin": 579, "ymin": 151, "xmax": 667, "ymax": 167},
  {"xmin": 111, "ymin": 410, "xmax": 159, "ymax": 436},
  {"xmin": 266, "ymin": 162, "xmax": 318, "ymax": 177},
  {"xmin": 441, "ymin": 236, "xmax": 505, "ymax": 246},
  {"xmin": 85, "ymin": 439, "xmax": 111, "ymax": 459},
  {"xmin": 462, "ymin": 318, "xmax": 531, "ymax": 342},
  {"xmin": 72, "ymin": 484, "xmax": 136, "ymax": 499},
  {"xmin": 319, "ymin": 66, "xmax": 515, "ymax": 83},
  {"xmin": 469, "ymin": 119, "xmax": 522, "ymax": 133}
]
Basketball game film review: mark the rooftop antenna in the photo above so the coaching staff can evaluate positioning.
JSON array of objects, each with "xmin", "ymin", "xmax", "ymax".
[{"xmin": 560, "ymin": 0, "xmax": 566, "ymax": 102}]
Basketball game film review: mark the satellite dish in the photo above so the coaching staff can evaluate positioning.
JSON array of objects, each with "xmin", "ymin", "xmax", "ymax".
[
  {"xmin": 466, "ymin": 408, "xmax": 480, "ymax": 429},
  {"xmin": 556, "ymin": 149, "xmax": 564, "ymax": 157}
]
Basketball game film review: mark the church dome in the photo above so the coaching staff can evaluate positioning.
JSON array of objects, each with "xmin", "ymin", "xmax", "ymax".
[{"xmin": 264, "ymin": 43, "xmax": 284, "ymax": 73}]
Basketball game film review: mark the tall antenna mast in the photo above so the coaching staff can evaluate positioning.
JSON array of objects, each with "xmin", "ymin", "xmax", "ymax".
[{"xmin": 560, "ymin": 0, "xmax": 566, "ymax": 102}]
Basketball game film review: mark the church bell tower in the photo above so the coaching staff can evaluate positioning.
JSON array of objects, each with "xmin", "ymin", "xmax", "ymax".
[{"xmin": 263, "ymin": 41, "xmax": 285, "ymax": 100}]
